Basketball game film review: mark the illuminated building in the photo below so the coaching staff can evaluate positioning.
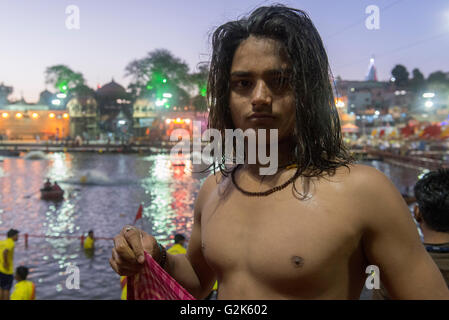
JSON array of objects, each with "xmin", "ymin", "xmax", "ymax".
[
  {"xmin": 66, "ymin": 95, "xmax": 99, "ymax": 139},
  {"xmin": 96, "ymin": 80, "xmax": 132, "ymax": 136},
  {"xmin": 133, "ymin": 98, "xmax": 157, "ymax": 137},
  {"xmin": 0, "ymin": 99, "xmax": 69, "ymax": 140}
]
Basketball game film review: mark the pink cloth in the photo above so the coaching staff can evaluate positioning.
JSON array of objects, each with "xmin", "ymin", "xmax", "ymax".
[{"xmin": 127, "ymin": 251, "xmax": 196, "ymax": 300}]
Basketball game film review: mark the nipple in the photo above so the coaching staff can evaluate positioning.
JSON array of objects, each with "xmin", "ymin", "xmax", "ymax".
[{"xmin": 291, "ymin": 256, "xmax": 304, "ymax": 268}]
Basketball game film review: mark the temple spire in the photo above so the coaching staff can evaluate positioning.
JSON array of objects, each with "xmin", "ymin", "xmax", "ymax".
[{"xmin": 365, "ymin": 56, "xmax": 378, "ymax": 81}]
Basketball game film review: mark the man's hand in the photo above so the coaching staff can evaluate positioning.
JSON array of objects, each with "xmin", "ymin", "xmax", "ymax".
[{"xmin": 109, "ymin": 226, "xmax": 161, "ymax": 276}]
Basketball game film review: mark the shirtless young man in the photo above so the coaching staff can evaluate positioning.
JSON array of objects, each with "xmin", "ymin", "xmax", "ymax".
[{"xmin": 109, "ymin": 6, "xmax": 449, "ymax": 299}]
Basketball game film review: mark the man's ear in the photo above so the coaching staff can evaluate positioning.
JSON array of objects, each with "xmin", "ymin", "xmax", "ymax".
[{"xmin": 413, "ymin": 205, "xmax": 422, "ymax": 223}]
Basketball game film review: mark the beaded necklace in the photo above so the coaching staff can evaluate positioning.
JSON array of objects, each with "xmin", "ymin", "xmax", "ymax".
[{"xmin": 231, "ymin": 163, "xmax": 300, "ymax": 197}]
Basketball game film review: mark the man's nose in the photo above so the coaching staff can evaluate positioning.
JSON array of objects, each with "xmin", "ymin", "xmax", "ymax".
[{"xmin": 251, "ymin": 80, "xmax": 272, "ymax": 109}]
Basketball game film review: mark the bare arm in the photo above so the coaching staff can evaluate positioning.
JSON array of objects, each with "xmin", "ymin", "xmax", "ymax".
[
  {"xmin": 164, "ymin": 181, "xmax": 217, "ymax": 298},
  {"xmin": 110, "ymin": 173, "xmax": 218, "ymax": 299},
  {"xmin": 357, "ymin": 165, "xmax": 449, "ymax": 299},
  {"xmin": 3, "ymin": 249, "xmax": 8, "ymax": 269}
]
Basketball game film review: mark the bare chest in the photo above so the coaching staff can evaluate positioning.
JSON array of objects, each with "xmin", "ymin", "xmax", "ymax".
[{"xmin": 201, "ymin": 185, "xmax": 365, "ymax": 296}]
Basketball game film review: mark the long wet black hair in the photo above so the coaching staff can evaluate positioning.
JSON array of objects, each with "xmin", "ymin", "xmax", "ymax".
[{"xmin": 206, "ymin": 5, "xmax": 353, "ymax": 185}]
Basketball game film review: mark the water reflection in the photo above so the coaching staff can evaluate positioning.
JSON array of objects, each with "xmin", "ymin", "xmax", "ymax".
[
  {"xmin": 0, "ymin": 153, "xmax": 427, "ymax": 299},
  {"xmin": 140, "ymin": 155, "xmax": 204, "ymax": 245}
]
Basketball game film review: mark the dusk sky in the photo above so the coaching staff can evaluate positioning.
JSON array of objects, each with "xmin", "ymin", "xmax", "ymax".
[{"xmin": 1, "ymin": 0, "xmax": 449, "ymax": 102}]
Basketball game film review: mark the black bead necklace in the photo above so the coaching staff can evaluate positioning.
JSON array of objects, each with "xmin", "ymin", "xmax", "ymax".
[{"xmin": 231, "ymin": 163, "xmax": 300, "ymax": 197}]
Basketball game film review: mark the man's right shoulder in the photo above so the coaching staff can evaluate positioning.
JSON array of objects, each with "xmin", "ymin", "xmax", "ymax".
[
  {"xmin": 195, "ymin": 170, "xmax": 228, "ymax": 215},
  {"xmin": 198, "ymin": 171, "xmax": 224, "ymax": 199}
]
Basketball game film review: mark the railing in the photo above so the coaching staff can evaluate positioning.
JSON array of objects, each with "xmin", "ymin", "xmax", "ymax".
[
  {"xmin": 366, "ymin": 149, "xmax": 449, "ymax": 170},
  {"xmin": 22, "ymin": 233, "xmax": 171, "ymax": 248}
]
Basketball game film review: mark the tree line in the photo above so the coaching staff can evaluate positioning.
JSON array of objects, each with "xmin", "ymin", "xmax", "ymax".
[
  {"xmin": 391, "ymin": 65, "xmax": 449, "ymax": 95},
  {"xmin": 0, "ymin": 49, "xmax": 209, "ymax": 111}
]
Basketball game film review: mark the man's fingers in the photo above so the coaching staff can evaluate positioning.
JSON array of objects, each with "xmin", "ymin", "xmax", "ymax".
[
  {"xmin": 109, "ymin": 258, "xmax": 120, "ymax": 275},
  {"xmin": 123, "ymin": 227, "xmax": 145, "ymax": 264},
  {"xmin": 109, "ymin": 258, "xmax": 139, "ymax": 276},
  {"xmin": 112, "ymin": 248, "xmax": 123, "ymax": 265},
  {"xmin": 113, "ymin": 235, "xmax": 137, "ymax": 263}
]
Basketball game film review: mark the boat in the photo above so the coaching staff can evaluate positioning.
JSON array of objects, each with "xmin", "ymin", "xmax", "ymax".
[{"xmin": 40, "ymin": 189, "xmax": 64, "ymax": 201}]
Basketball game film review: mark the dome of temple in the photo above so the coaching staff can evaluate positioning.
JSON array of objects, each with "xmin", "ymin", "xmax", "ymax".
[{"xmin": 96, "ymin": 79, "xmax": 127, "ymax": 99}]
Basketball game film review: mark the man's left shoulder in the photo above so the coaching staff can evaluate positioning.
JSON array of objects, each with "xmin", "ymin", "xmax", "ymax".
[
  {"xmin": 330, "ymin": 163, "xmax": 400, "ymax": 206},
  {"xmin": 335, "ymin": 163, "xmax": 392, "ymax": 190}
]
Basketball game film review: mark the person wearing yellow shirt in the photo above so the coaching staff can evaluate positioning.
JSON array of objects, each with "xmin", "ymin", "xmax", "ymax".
[
  {"xmin": 120, "ymin": 276, "xmax": 127, "ymax": 300},
  {"xmin": 10, "ymin": 266, "xmax": 35, "ymax": 300},
  {"xmin": 0, "ymin": 229, "xmax": 19, "ymax": 300},
  {"xmin": 166, "ymin": 234, "xmax": 187, "ymax": 255},
  {"xmin": 84, "ymin": 230, "xmax": 95, "ymax": 250}
]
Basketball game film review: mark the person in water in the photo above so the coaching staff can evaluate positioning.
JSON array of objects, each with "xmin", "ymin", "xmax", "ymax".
[
  {"xmin": 110, "ymin": 5, "xmax": 449, "ymax": 299},
  {"xmin": 43, "ymin": 178, "xmax": 52, "ymax": 191},
  {"xmin": 84, "ymin": 230, "xmax": 95, "ymax": 250},
  {"xmin": 167, "ymin": 234, "xmax": 187, "ymax": 255},
  {"xmin": 0, "ymin": 229, "xmax": 19, "ymax": 300},
  {"xmin": 10, "ymin": 266, "xmax": 35, "ymax": 300},
  {"xmin": 52, "ymin": 182, "xmax": 62, "ymax": 192}
]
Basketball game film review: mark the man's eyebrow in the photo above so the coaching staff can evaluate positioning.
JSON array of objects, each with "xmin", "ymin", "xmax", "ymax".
[
  {"xmin": 264, "ymin": 68, "xmax": 293, "ymax": 76},
  {"xmin": 230, "ymin": 68, "xmax": 292, "ymax": 77},
  {"xmin": 230, "ymin": 71, "xmax": 253, "ymax": 77}
]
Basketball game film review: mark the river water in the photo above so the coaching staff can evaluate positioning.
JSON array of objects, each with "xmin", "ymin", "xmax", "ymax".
[{"xmin": 0, "ymin": 152, "xmax": 426, "ymax": 299}]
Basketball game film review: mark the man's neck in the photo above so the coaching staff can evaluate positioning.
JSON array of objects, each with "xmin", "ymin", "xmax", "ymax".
[
  {"xmin": 421, "ymin": 224, "xmax": 449, "ymax": 244},
  {"xmin": 245, "ymin": 138, "xmax": 296, "ymax": 177}
]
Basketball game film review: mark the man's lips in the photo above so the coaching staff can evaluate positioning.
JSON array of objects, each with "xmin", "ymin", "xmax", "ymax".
[{"xmin": 248, "ymin": 113, "xmax": 276, "ymax": 120}]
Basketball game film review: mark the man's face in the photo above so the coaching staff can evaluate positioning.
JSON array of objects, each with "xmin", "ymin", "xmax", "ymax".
[
  {"xmin": 229, "ymin": 36, "xmax": 296, "ymax": 142},
  {"xmin": 12, "ymin": 234, "xmax": 19, "ymax": 242}
]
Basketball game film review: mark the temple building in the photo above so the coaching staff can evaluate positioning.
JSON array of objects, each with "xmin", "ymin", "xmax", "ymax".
[
  {"xmin": 96, "ymin": 80, "xmax": 133, "ymax": 138},
  {"xmin": 0, "ymin": 97, "xmax": 69, "ymax": 140},
  {"xmin": 132, "ymin": 98, "xmax": 157, "ymax": 137},
  {"xmin": 66, "ymin": 95, "xmax": 98, "ymax": 139},
  {"xmin": 365, "ymin": 57, "xmax": 378, "ymax": 82}
]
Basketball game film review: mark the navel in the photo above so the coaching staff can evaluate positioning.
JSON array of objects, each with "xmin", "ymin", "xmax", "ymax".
[{"xmin": 291, "ymin": 255, "xmax": 304, "ymax": 268}]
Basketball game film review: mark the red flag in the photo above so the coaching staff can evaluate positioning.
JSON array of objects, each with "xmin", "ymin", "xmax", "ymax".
[{"xmin": 133, "ymin": 204, "xmax": 143, "ymax": 225}]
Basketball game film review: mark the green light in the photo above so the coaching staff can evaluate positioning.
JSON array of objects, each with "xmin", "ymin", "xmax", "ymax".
[
  {"xmin": 146, "ymin": 85, "xmax": 153, "ymax": 90},
  {"xmin": 162, "ymin": 79, "xmax": 167, "ymax": 83},
  {"xmin": 200, "ymin": 86, "xmax": 207, "ymax": 97},
  {"xmin": 58, "ymin": 81, "xmax": 68, "ymax": 93}
]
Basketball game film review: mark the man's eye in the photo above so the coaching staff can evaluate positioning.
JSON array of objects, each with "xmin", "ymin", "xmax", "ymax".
[{"xmin": 233, "ymin": 80, "xmax": 252, "ymax": 89}]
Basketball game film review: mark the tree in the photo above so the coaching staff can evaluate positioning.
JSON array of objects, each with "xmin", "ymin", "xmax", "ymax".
[
  {"xmin": 125, "ymin": 49, "xmax": 191, "ymax": 108},
  {"xmin": 409, "ymin": 68, "xmax": 425, "ymax": 92},
  {"xmin": 391, "ymin": 65, "xmax": 409, "ymax": 87},
  {"xmin": 189, "ymin": 63, "xmax": 209, "ymax": 111},
  {"xmin": 427, "ymin": 71, "xmax": 448, "ymax": 84},
  {"xmin": 0, "ymin": 83, "xmax": 13, "ymax": 106},
  {"xmin": 45, "ymin": 65, "xmax": 86, "ymax": 94},
  {"xmin": 427, "ymin": 71, "xmax": 449, "ymax": 100}
]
